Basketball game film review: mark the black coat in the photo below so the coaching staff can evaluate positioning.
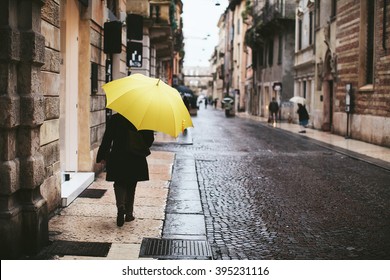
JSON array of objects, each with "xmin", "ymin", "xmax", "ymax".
[
  {"xmin": 96, "ymin": 114, "xmax": 154, "ymax": 184},
  {"xmin": 269, "ymin": 101, "xmax": 279, "ymax": 113},
  {"xmin": 297, "ymin": 104, "xmax": 309, "ymax": 121}
]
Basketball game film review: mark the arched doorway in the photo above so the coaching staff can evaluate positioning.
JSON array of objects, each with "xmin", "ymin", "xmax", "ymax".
[{"xmin": 321, "ymin": 50, "xmax": 334, "ymax": 131}]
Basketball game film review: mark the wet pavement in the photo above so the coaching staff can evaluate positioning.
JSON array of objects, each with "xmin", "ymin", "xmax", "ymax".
[
  {"xmin": 157, "ymin": 108, "xmax": 390, "ymax": 260},
  {"xmin": 36, "ymin": 108, "xmax": 390, "ymax": 260}
]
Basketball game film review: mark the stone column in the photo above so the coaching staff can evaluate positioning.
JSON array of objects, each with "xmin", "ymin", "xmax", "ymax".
[{"xmin": 0, "ymin": 0, "xmax": 48, "ymax": 259}]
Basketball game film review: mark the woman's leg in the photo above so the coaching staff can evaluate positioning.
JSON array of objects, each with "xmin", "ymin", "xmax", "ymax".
[
  {"xmin": 299, "ymin": 120, "xmax": 307, "ymax": 133},
  {"xmin": 113, "ymin": 182, "xmax": 127, "ymax": 226},
  {"xmin": 124, "ymin": 181, "xmax": 137, "ymax": 221}
]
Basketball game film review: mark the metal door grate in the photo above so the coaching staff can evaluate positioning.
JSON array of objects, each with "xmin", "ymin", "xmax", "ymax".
[
  {"xmin": 79, "ymin": 189, "xmax": 107, "ymax": 198},
  {"xmin": 34, "ymin": 240, "xmax": 111, "ymax": 259},
  {"xmin": 139, "ymin": 238, "xmax": 212, "ymax": 259}
]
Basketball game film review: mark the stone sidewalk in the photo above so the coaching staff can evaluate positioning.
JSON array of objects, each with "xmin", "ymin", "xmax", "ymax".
[
  {"xmin": 40, "ymin": 112, "xmax": 390, "ymax": 260},
  {"xmin": 48, "ymin": 133, "xmax": 176, "ymax": 260}
]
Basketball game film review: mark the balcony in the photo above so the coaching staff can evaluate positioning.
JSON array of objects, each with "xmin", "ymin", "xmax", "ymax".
[
  {"xmin": 261, "ymin": 2, "xmax": 295, "ymax": 23},
  {"xmin": 149, "ymin": 0, "xmax": 183, "ymax": 59},
  {"xmin": 250, "ymin": 2, "xmax": 295, "ymax": 39}
]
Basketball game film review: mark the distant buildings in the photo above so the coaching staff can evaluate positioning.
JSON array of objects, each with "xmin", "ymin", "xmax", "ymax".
[{"xmin": 211, "ymin": 0, "xmax": 390, "ymax": 147}]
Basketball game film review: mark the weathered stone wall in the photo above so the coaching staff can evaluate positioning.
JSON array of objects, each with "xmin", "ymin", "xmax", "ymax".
[
  {"xmin": 40, "ymin": 0, "xmax": 61, "ymax": 214},
  {"xmin": 335, "ymin": 0, "xmax": 390, "ymax": 146},
  {"xmin": 0, "ymin": 0, "xmax": 49, "ymax": 259}
]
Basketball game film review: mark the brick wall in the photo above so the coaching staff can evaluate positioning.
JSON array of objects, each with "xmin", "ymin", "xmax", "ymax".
[
  {"xmin": 335, "ymin": 0, "xmax": 390, "ymax": 146},
  {"xmin": 336, "ymin": 0, "xmax": 390, "ymax": 117}
]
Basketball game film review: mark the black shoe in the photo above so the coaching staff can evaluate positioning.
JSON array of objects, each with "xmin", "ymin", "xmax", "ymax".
[
  {"xmin": 117, "ymin": 211, "xmax": 125, "ymax": 227},
  {"xmin": 125, "ymin": 215, "xmax": 135, "ymax": 222},
  {"xmin": 299, "ymin": 130, "xmax": 306, "ymax": 133}
]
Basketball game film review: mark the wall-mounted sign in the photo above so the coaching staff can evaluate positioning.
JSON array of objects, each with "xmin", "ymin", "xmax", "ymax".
[
  {"xmin": 127, "ymin": 41, "xmax": 143, "ymax": 67},
  {"xmin": 273, "ymin": 82, "xmax": 282, "ymax": 91}
]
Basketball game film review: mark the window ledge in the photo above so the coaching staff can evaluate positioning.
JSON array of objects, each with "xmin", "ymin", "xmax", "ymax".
[{"xmin": 359, "ymin": 84, "xmax": 374, "ymax": 92}]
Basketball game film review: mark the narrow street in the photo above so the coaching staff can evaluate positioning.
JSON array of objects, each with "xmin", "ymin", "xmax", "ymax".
[{"xmin": 155, "ymin": 108, "xmax": 390, "ymax": 260}]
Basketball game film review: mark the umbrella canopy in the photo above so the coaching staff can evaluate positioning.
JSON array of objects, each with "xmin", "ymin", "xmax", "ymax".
[
  {"xmin": 221, "ymin": 96, "xmax": 234, "ymax": 104},
  {"xmin": 289, "ymin": 96, "xmax": 306, "ymax": 104},
  {"xmin": 103, "ymin": 73, "xmax": 193, "ymax": 138},
  {"xmin": 174, "ymin": 85, "xmax": 194, "ymax": 95}
]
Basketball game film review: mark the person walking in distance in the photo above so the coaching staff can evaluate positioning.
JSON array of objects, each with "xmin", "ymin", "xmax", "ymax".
[
  {"xmin": 297, "ymin": 103, "xmax": 309, "ymax": 133},
  {"xmin": 268, "ymin": 97, "xmax": 279, "ymax": 124},
  {"xmin": 96, "ymin": 113, "xmax": 154, "ymax": 227}
]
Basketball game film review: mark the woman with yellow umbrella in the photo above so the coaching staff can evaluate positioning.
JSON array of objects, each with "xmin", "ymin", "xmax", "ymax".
[
  {"xmin": 96, "ymin": 73, "xmax": 193, "ymax": 227},
  {"xmin": 96, "ymin": 113, "xmax": 154, "ymax": 227}
]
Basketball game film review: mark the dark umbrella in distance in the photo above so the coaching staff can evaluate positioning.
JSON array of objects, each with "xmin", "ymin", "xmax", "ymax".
[{"xmin": 174, "ymin": 85, "xmax": 194, "ymax": 95}]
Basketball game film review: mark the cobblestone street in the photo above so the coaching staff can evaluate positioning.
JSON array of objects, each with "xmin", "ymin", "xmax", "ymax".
[{"xmin": 155, "ymin": 108, "xmax": 390, "ymax": 260}]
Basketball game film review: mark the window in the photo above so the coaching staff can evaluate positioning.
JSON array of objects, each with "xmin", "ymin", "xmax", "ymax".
[
  {"xmin": 91, "ymin": 63, "xmax": 98, "ymax": 94},
  {"xmin": 276, "ymin": 0, "xmax": 284, "ymax": 13},
  {"xmin": 366, "ymin": 0, "xmax": 374, "ymax": 84},
  {"xmin": 150, "ymin": 5, "xmax": 161, "ymax": 20},
  {"xmin": 107, "ymin": 0, "xmax": 117, "ymax": 17},
  {"xmin": 309, "ymin": 11, "xmax": 313, "ymax": 45},
  {"xmin": 230, "ymin": 25, "xmax": 234, "ymax": 44},
  {"xmin": 280, "ymin": 0, "xmax": 284, "ymax": 14},
  {"xmin": 268, "ymin": 39, "xmax": 274, "ymax": 66},
  {"xmin": 79, "ymin": 0, "xmax": 88, "ymax": 7},
  {"xmin": 278, "ymin": 34, "xmax": 283, "ymax": 65},
  {"xmin": 259, "ymin": 46, "xmax": 264, "ymax": 66},
  {"xmin": 331, "ymin": 0, "xmax": 337, "ymax": 18},
  {"xmin": 359, "ymin": 0, "xmax": 375, "ymax": 86},
  {"xmin": 298, "ymin": 19, "xmax": 302, "ymax": 50},
  {"xmin": 315, "ymin": 0, "xmax": 321, "ymax": 28},
  {"xmin": 237, "ymin": 43, "xmax": 241, "ymax": 66}
]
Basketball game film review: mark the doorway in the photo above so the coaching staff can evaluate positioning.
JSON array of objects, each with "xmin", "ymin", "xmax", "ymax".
[
  {"xmin": 322, "ymin": 51, "xmax": 334, "ymax": 131},
  {"xmin": 60, "ymin": 0, "xmax": 79, "ymax": 172}
]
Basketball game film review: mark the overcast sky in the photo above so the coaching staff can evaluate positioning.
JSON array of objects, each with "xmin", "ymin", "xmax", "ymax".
[{"xmin": 181, "ymin": 0, "xmax": 228, "ymax": 67}]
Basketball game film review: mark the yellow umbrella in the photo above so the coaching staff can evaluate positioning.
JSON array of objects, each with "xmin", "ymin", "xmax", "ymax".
[{"xmin": 102, "ymin": 73, "xmax": 193, "ymax": 137}]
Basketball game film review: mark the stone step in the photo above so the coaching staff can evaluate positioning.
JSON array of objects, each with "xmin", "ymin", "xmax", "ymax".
[{"xmin": 61, "ymin": 172, "xmax": 95, "ymax": 207}]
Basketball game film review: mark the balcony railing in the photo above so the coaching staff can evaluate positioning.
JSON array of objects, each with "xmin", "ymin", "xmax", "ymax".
[{"xmin": 261, "ymin": 2, "xmax": 295, "ymax": 23}]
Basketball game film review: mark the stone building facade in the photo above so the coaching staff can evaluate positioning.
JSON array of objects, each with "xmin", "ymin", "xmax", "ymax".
[
  {"xmin": 333, "ymin": 0, "xmax": 390, "ymax": 146},
  {"xmin": 1, "ymin": 0, "xmax": 50, "ymax": 259},
  {"xmin": 1, "ymin": 0, "xmax": 183, "ymax": 259},
  {"xmin": 294, "ymin": 0, "xmax": 316, "ymax": 124},
  {"xmin": 248, "ymin": 0, "xmax": 296, "ymax": 119},
  {"xmin": 237, "ymin": 0, "xmax": 389, "ymax": 147},
  {"xmin": 312, "ymin": 0, "xmax": 338, "ymax": 131}
]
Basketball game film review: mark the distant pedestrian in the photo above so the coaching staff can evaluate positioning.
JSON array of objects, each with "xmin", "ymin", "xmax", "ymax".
[
  {"xmin": 297, "ymin": 103, "xmax": 309, "ymax": 133},
  {"xmin": 96, "ymin": 113, "xmax": 154, "ymax": 227},
  {"xmin": 268, "ymin": 97, "xmax": 279, "ymax": 123},
  {"xmin": 182, "ymin": 94, "xmax": 190, "ymax": 112},
  {"xmin": 204, "ymin": 98, "xmax": 208, "ymax": 109}
]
